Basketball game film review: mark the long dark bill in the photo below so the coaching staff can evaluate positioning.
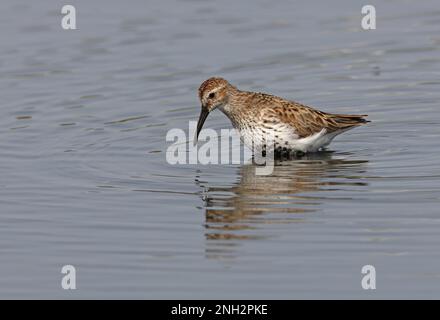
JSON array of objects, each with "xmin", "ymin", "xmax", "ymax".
[{"xmin": 195, "ymin": 108, "xmax": 209, "ymax": 143}]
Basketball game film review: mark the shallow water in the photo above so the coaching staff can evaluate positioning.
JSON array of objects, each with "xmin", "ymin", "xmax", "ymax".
[{"xmin": 0, "ymin": 0, "xmax": 440, "ymax": 298}]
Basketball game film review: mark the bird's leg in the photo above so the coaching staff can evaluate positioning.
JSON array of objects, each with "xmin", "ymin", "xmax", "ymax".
[{"xmin": 294, "ymin": 150, "xmax": 306, "ymax": 157}]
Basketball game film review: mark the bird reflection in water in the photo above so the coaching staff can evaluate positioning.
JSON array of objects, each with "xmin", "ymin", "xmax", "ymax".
[{"xmin": 195, "ymin": 151, "xmax": 368, "ymax": 258}]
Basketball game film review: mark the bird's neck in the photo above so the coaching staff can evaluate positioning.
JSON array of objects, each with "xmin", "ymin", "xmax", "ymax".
[{"xmin": 218, "ymin": 90, "xmax": 250, "ymax": 129}]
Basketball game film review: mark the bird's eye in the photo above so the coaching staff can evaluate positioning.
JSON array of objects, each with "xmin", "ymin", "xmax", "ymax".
[{"xmin": 208, "ymin": 92, "xmax": 215, "ymax": 99}]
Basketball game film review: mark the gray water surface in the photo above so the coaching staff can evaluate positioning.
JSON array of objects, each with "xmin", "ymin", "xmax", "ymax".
[{"xmin": 0, "ymin": 0, "xmax": 440, "ymax": 299}]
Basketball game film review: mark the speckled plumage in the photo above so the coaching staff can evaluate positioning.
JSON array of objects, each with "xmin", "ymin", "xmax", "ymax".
[{"xmin": 196, "ymin": 77, "xmax": 369, "ymax": 153}]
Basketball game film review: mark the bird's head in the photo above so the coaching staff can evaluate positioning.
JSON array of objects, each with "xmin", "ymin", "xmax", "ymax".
[{"xmin": 195, "ymin": 77, "xmax": 233, "ymax": 141}]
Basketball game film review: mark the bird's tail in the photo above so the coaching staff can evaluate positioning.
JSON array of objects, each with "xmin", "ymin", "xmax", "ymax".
[{"xmin": 330, "ymin": 114, "xmax": 370, "ymax": 126}]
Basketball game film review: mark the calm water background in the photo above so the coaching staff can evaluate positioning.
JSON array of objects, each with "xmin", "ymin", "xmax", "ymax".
[{"xmin": 0, "ymin": 0, "xmax": 439, "ymax": 299}]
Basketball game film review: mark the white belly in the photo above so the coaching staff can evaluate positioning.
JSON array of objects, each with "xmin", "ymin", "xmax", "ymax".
[{"xmin": 238, "ymin": 125, "xmax": 345, "ymax": 153}]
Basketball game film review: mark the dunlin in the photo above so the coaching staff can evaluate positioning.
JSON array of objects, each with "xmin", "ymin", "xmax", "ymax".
[{"xmin": 196, "ymin": 77, "xmax": 369, "ymax": 154}]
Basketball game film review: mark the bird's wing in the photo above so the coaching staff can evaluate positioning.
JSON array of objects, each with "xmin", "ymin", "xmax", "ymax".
[{"xmin": 258, "ymin": 97, "xmax": 368, "ymax": 138}]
